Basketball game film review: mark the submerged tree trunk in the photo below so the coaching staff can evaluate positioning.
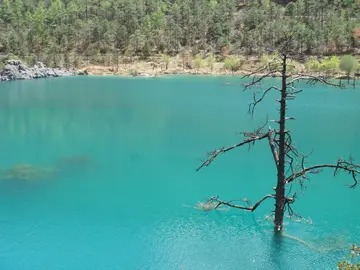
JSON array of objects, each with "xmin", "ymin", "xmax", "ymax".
[
  {"xmin": 196, "ymin": 52, "xmax": 359, "ymax": 235},
  {"xmin": 274, "ymin": 55, "xmax": 287, "ymax": 232}
]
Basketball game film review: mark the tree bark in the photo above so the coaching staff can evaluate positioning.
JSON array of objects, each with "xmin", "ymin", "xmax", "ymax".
[{"xmin": 274, "ymin": 55, "xmax": 287, "ymax": 233}]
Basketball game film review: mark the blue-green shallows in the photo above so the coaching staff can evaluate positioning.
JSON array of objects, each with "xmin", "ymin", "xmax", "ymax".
[{"xmin": 0, "ymin": 76, "xmax": 359, "ymax": 269}]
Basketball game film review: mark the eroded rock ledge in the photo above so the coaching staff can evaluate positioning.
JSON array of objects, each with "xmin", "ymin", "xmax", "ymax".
[{"xmin": 0, "ymin": 60, "xmax": 79, "ymax": 81}]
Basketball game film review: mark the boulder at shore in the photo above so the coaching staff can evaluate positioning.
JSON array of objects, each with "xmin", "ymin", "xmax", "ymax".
[{"xmin": 0, "ymin": 60, "xmax": 79, "ymax": 81}]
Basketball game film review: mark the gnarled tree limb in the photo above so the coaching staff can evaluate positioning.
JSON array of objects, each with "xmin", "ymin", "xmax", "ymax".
[
  {"xmin": 248, "ymin": 86, "xmax": 280, "ymax": 115},
  {"xmin": 207, "ymin": 194, "xmax": 275, "ymax": 211},
  {"xmin": 196, "ymin": 132, "xmax": 270, "ymax": 171},
  {"xmin": 242, "ymin": 70, "xmax": 278, "ymax": 90},
  {"xmin": 285, "ymin": 159, "xmax": 360, "ymax": 188},
  {"xmin": 287, "ymin": 74, "xmax": 343, "ymax": 88}
]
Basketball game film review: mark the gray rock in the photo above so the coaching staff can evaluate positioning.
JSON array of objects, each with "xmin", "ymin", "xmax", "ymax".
[
  {"xmin": 0, "ymin": 64, "xmax": 25, "ymax": 80},
  {"xmin": 18, "ymin": 64, "xmax": 27, "ymax": 72},
  {"xmin": 77, "ymin": 70, "xmax": 89, "ymax": 76},
  {"xmin": 5, "ymin": 59, "xmax": 22, "ymax": 66},
  {"xmin": 0, "ymin": 59, "xmax": 77, "ymax": 81},
  {"xmin": 34, "ymin": 62, "xmax": 46, "ymax": 69}
]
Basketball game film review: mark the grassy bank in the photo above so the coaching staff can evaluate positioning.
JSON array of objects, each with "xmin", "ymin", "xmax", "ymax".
[
  {"xmin": 2, "ymin": 53, "xmax": 360, "ymax": 79},
  {"xmin": 78, "ymin": 53, "xmax": 360, "ymax": 80}
]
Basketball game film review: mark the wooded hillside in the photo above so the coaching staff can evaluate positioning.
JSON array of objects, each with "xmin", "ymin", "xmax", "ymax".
[{"xmin": 0, "ymin": 0, "xmax": 360, "ymax": 67}]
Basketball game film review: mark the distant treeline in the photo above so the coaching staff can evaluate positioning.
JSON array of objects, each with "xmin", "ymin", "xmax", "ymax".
[{"xmin": 0, "ymin": 0, "xmax": 360, "ymax": 67}]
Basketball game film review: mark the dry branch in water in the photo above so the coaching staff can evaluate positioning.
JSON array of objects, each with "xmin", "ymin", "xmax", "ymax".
[
  {"xmin": 286, "ymin": 158, "xmax": 360, "ymax": 188},
  {"xmin": 196, "ymin": 131, "xmax": 270, "ymax": 171},
  {"xmin": 198, "ymin": 195, "xmax": 275, "ymax": 212},
  {"xmin": 196, "ymin": 52, "xmax": 359, "ymax": 232}
]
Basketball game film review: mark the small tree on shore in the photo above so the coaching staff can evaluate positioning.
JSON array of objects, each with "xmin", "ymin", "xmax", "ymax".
[
  {"xmin": 124, "ymin": 46, "xmax": 133, "ymax": 65},
  {"xmin": 206, "ymin": 54, "xmax": 215, "ymax": 72},
  {"xmin": 339, "ymin": 55, "xmax": 358, "ymax": 82},
  {"xmin": 197, "ymin": 52, "xmax": 359, "ymax": 233},
  {"xmin": 180, "ymin": 49, "xmax": 191, "ymax": 70},
  {"xmin": 193, "ymin": 54, "xmax": 204, "ymax": 73},
  {"xmin": 161, "ymin": 53, "xmax": 171, "ymax": 70}
]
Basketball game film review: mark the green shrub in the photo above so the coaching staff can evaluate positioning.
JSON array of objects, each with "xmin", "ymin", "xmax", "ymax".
[
  {"xmin": 206, "ymin": 54, "xmax": 216, "ymax": 72},
  {"xmin": 193, "ymin": 54, "xmax": 204, "ymax": 73},
  {"xmin": 161, "ymin": 54, "xmax": 171, "ymax": 70},
  {"xmin": 338, "ymin": 245, "xmax": 360, "ymax": 270},
  {"xmin": 320, "ymin": 56, "xmax": 340, "ymax": 76},
  {"xmin": 305, "ymin": 58, "xmax": 321, "ymax": 72},
  {"xmin": 25, "ymin": 54, "xmax": 38, "ymax": 67},
  {"xmin": 223, "ymin": 56, "xmax": 243, "ymax": 73},
  {"xmin": 339, "ymin": 55, "xmax": 358, "ymax": 77}
]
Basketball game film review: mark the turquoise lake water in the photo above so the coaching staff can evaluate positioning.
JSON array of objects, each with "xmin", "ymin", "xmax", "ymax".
[{"xmin": 0, "ymin": 76, "xmax": 359, "ymax": 269}]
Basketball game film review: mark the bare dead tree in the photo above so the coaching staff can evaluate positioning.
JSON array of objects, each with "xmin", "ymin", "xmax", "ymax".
[{"xmin": 196, "ymin": 52, "xmax": 360, "ymax": 233}]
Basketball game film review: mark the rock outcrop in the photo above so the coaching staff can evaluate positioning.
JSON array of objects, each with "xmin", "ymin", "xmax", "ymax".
[{"xmin": 0, "ymin": 60, "xmax": 78, "ymax": 81}]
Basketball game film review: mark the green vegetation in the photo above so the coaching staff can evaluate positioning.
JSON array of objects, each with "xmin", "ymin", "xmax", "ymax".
[
  {"xmin": 223, "ymin": 55, "xmax": 243, "ymax": 73},
  {"xmin": 1, "ymin": 0, "xmax": 360, "ymax": 68},
  {"xmin": 302, "ymin": 55, "xmax": 360, "ymax": 77},
  {"xmin": 206, "ymin": 54, "xmax": 216, "ymax": 72},
  {"xmin": 305, "ymin": 58, "xmax": 321, "ymax": 73},
  {"xmin": 161, "ymin": 54, "xmax": 171, "ymax": 70},
  {"xmin": 338, "ymin": 245, "xmax": 360, "ymax": 270},
  {"xmin": 339, "ymin": 55, "xmax": 358, "ymax": 78},
  {"xmin": 320, "ymin": 56, "xmax": 340, "ymax": 76},
  {"xmin": 193, "ymin": 54, "xmax": 204, "ymax": 73}
]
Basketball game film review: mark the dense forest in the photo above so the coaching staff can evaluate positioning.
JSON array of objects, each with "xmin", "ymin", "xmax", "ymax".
[{"xmin": 0, "ymin": 0, "xmax": 360, "ymax": 67}]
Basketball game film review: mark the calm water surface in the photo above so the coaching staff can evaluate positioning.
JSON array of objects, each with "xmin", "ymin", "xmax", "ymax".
[{"xmin": 0, "ymin": 76, "xmax": 359, "ymax": 269}]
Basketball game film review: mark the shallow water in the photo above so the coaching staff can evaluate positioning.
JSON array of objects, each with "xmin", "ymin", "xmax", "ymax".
[{"xmin": 0, "ymin": 76, "xmax": 359, "ymax": 269}]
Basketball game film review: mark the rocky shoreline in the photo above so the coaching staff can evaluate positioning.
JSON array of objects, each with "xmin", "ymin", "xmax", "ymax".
[{"xmin": 0, "ymin": 60, "xmax": 82, "ymax": 81}]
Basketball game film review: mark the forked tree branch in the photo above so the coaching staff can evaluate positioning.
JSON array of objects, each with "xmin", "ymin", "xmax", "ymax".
[
  {"xmin": 287, "ymin": 74, "xmax": 343, "ymax": 88},
  {"xmin": 206, "ymin": 194, "xmax": 275, "ymax": 211},
  {"xmin": 242, "ymin": 70, "xmax": 278, "ymax": 89},
  {"xmin": 285, "ymin": 159, "xmax": 360, "ymax": 188},
  {"xmin": 248, "ymin": 86, "xmax": 280, "ymax": 115},
  {"xmin": 196, "ymin": 132, "xmax": 270, "ymax": 171}
]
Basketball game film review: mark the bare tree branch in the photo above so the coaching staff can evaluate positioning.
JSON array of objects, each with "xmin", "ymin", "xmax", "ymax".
[
  {"xmin": 242, "ymin": 70, "xmax": 278, "ymax": 90},
  {"xmin": 196, "ymin": 132, "xmax": 270, "ymax": 171},
  {"xmin": 286, "ymin": 85, "xmax": 303, "ymax": 97},
  {"xmin": 295, "ymin": 149, "xmax": 315, "ymax": 190},
  {"xmin": 287, "ymin": 74, "xmax": 343, "ymax": 88},
  {"xmin": 206, "ymin": 194, "xmax": 275, "ymax": 211},
  {"xmin": 240, "ymin": 65, "xmax": 271, "ymax": 76},
  {"xmin": 285, "ymin": 159, "xmax": 360, "ymax": 188},
  {"xmin": 248, "ymin": 86, "xmax": 280, "ymax": 115},
  {"xmin": 238, "ymin": 116, "xmax": 268, "ymax": 137}
]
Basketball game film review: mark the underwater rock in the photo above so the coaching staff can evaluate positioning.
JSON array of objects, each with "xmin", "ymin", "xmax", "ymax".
[{"xmin": 0, "ymin": 164, "xmax": 56, "ymax": 181}]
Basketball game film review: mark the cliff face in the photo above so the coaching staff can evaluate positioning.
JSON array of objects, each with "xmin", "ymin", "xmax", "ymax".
[{"xmin": 0, "ymin": 60, "xmax": 76, "ymax": 81}]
